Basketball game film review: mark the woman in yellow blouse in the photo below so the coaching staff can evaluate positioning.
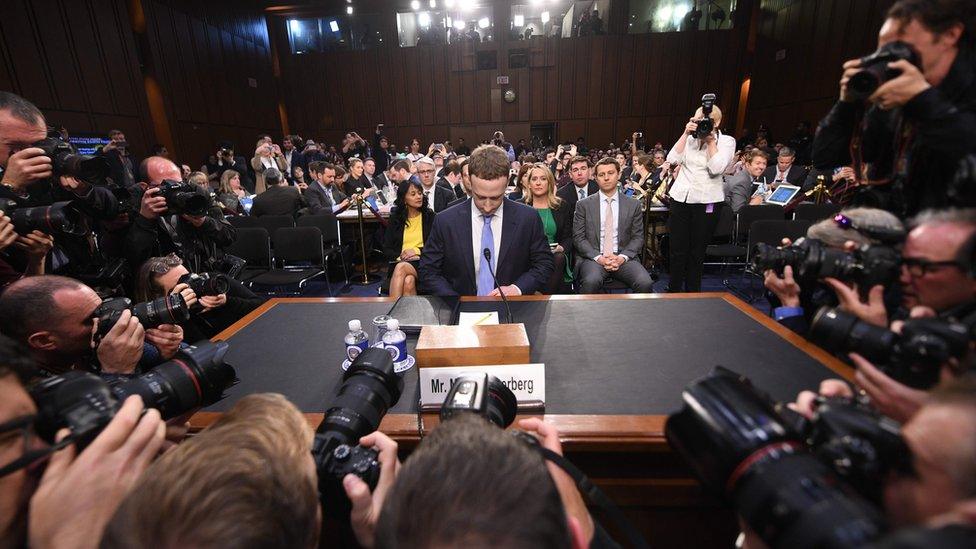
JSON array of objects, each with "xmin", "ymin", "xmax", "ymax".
[{"xmin": 383, "ymin": 180, "xmax": 433, "ymax": 299}]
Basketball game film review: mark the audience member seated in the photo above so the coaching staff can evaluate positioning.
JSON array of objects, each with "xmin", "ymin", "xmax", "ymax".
[
  {"xmin": 205, "ymin": 141, "xmax": 252, "ymax": 192},
  {"xmin": 419, "ymin": 144, "xmax": 553, "ymax": 296},
  {"xmin": 556, "ymin": 156, "xmax": 599, "ymax": 214},
  {"xmin": 762, "ymin": 146, "xmax": 807, "ymax": 188},
  {"xmin": 383, "ymin": 181, "xmax": 434, "ymax": 300},
  {"xmin": 573, "ymin": 158, "xmax": 655, "ymax": 294},
  {"xmin": 250, "ymin": 140, "xmax": 288, "ymax": 195},
  {"xmin": 249, "ymin": 168, "xmax": 307, "ymax": 218},
  {"xmin": 305, "ymin": 161, "xmax": 350, "ymax": 215},
  {"xmin": 415, "ymin": 156, "xmax": 454, "ymax": 213},
  {"xmin": 724, "ymin": 149, "xmax": 770, "ymax": 214},
  {"xmin": 135, "ymin": 253, "xmax": 264, "ymax": 341},
  {"xmin": 446, "ymin": 159, "xmax": 472, "ymax": 208},
  {"xmin": 507, "ymin": 162, "xmax": 532, "ymax": 202},
  {"xmin": 523, "ymin": 163, "xmax": 573, "ymax": 294},
  {"xmin": 435, "ymin": 160, "xmax": 465, "ymax": 199},
  {"xmin": 101, "ymin": 393, "xmax": 320, "ymax": 549},
  {"xmin": 215, "ymin": 169, "xmax": 247, "ymax": 215},
  {"xmin": 126, "ymin": 156, "xmax": 236, "ymax": 274},
  {"xmin": 292, "ymin": 165, "xmax": 309, "ymax": 192}
]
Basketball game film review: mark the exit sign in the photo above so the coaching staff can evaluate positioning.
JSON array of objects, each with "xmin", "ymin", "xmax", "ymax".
[{"xmin": 496, "ymin": 75, "xmax": 509, "ymax": 85}]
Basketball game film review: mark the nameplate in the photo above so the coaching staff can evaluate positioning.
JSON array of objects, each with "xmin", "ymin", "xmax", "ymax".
[{"xmin": 418, "ymin": 363, "xmax": 545, "ymax": 411}]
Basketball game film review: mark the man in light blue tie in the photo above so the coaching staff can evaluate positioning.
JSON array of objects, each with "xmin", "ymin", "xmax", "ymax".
[{"xmin": 420, "ymin": 145, "xmax": 553, "ymax": 296}]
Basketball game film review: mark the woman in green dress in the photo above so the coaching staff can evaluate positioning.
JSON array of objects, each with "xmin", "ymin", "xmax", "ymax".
[{"xmin": 523, "ymin": 163, "xmax": 573, "ymax": 293}]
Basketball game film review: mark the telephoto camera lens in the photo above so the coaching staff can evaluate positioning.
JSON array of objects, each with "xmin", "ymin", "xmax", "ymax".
[
  {"xmin": 848, "ymin": 41, "xmax": 920, "ymax": 101},
  {"xmin": 2, "ymin": 200, "xmax": 86, "ymax": 236},
  {"xmin": 440, "ymin": 373, "xmax": 518, "ymax": 429},
  {"xmin": 131, "ymin": 294, "xmax": 191, "ymax": 329},
  {"xmin": 158, "ymin": 179, "xmax": 212, "ymax": 216},
  {"xmin": 178, "ymin": 272, "xmax": 230, "ymax": 297},
  {"xmin": 33, "ymin": 136, "xmax": 110, "ymax": 182}
]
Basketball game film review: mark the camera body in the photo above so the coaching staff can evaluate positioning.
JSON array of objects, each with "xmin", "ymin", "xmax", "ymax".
[
  {"xmin": 752, "ymin": 237, "xmax": 900, "ymax": 291},
  {"xmin": 849, "ymin": 41, "xmax": 921, "ymax": 101},
  {"xmin": 94, "ymin": 294, "xmax": 190, "ymax": 337},
  {"xmin": 440, "ymin": 373, "xmax": 518, "ymax": 429},
  {"xmin": 178, "ymin": 272, "xmax": 230, "ymax": 297},
  {"xmin": 0, "ymin": 198, "xmax": 85, "ymax": 236},
  {"xmin": 693, "ymin": 93, "xmax": 717, "ymax": 140},
  {"xmin": 30, "ymin": 341, "xmax": 236, "ymax": 448},
  {"xmin": 158, "ymin": 179, "xmax": 212, "ymax": 216},
  {"xmin": 32, "ymin": 135, "xmax": 110, "ymax": 183}
]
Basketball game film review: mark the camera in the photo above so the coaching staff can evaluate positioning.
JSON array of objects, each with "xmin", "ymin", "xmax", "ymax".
[
  {"xmin": 157, "ymin": 179, "xmax": 212, "ymax": 216},
  {"xmin": 312, "ymin": 347, "xmax": 404, "ymax": 510},
  {"xmin": 32, "ymin": 135, "xmax": 110, "ymax": 183},
  {"xmin": 848, "ymin": 41, "xmax": 921, "ymax": 101},
  {"xmin": 178, "ymin": 272, "xmax": 230, "ymax": 297},
  {"xmin": 440, "ymin": 373, "xmax": 518, "ymax": 429},
  {"xmin": 94, "ymin": 294, "xmax": 190, "ymax": 337},
  {"xmin": 30, "ymin": 340, "xmax": 237, "ymax": 448},
  {"xmin": 751, "ymin": 237, "xmax": 900, "ymax": 291},
  {"xmin": 666, "ymin": 367, "xmax": 910, "ymax": 549},
  {"xmin": 693, "ymin": 93, "xmax": 717, "ymax": 139},
  {"xmin": 810, "ymin": 308, "xmax": 971, "ymax": 389},
  {"xmin": 0, "ymin": 199, "xmax": 86, "ymax": 236}
]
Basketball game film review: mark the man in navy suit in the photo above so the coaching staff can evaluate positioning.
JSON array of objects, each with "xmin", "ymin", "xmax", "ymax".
[{"xmin": 420, "ymin": 145, "xmax": 554, "ymax": 296}]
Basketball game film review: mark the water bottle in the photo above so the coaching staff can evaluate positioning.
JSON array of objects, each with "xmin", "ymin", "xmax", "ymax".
[
  {"xmin": 381, "ymin": 318, "xmax": 408, "ymax": 365},
  {"xmin": 344, "ymin": 320, "xmax": 369, "ymax": 362}
]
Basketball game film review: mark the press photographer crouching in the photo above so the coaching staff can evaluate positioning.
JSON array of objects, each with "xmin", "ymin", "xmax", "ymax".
[
  {"xmin": 134, "ymin": 254, "xmax": 264, "ymax": 341},
  {"xmin": 125, "ymin": 156, "xmax": 236, "ymax": 275},
  {"xmin": 667, "ymin": 368, "xmax": 976, "ymax": 549}
]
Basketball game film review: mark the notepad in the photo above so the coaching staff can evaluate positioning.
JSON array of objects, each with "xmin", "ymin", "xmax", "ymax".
[{"xmin": 458, "ymin": 311, "xmax": 499, "ymax": 326}]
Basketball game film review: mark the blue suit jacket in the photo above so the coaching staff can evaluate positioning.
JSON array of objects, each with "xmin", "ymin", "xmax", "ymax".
[{"xmin": 419, "ymin": 199, "xmax": 554, "ymax": 296}]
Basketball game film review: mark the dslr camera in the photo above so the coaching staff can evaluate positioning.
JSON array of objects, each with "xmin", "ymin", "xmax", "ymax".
[
  {"xmin": 440, "ymin": 373, "xmax": 518, "ymax": 428},
  {"xmin": 0, "ymin": 198, "xmax": 85, "ymax": 236},
  {"xmin": 752, "ymin": 237, "xmax": 901, "ymax": 293},
  {"xmin": 30, "ymin": 340, "xmax": 237, "ymax": 448},
  {"xmin": 810, "ymin": 308, "xmax": 972, "ymax": 389},
  {"xmin": 178, "ymin": 272, "xmax": 230, "ymax": 297},
  {"xmin": 667, "ymin": 367, "xmax": 911, "ymax": 549},
  {"xmin": 692, "ymin": 93, "xmax": 717, "ymax": 140},
  {"xmin": 157, "ymin": 179, "xmax": 212, "ymax": 216},
  {"xmin": 31, "ymin": 134, "xmax": 110, "ymax": 183},
  {"xmin": 94, "ymin": 294, "xmax": 190, "ymax": 338},
  {"xmin": 848, "ymin": 41, "xmax": 921, "ymax": 101}
]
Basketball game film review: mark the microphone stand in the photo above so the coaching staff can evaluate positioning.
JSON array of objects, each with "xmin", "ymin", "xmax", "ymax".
[{"xmin": 483, "ymin": 248, "xmax": 514, "ymax": 324}]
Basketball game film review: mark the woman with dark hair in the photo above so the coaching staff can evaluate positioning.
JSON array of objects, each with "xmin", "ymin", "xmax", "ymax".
[
  {"xmin": 135, "ymin": 254, "xmax": 265, "ymax": 341},
  {"xmin": 383, "ymin": 180, "xmax": 433, "ymax": 299},
  {"xmin": 523, "ymin": 163, "xmax": 573, "ymax": 293},
  {"xmin": 406, "ymin": 139, "xmax": 424, "ymax": 163},
  {"xmin": 507, "ymin": 162, "xmax": 532, "ymax": 201}
]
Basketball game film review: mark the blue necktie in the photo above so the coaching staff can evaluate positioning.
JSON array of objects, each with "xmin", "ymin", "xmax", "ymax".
[{"xmin": 477, "ymin": 214, "xmax": 495, "ymax": 296}]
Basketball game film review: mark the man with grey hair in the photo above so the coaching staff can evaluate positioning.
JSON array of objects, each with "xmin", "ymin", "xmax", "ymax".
[
  {"xmin": 415, "ymin": 156, "xmax": 454, "ymax": 213},
  {"xmin": 249, "ymin": 167, "xmax": 307, "ymax": 218},
  {"xmin": 762, "ymin": 146, "xmax": 807, "ymax": 188}
]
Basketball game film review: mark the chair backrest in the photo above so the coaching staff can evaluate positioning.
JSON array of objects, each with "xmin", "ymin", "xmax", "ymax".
[
  {"xmin": 257, "ymin": 215, "xmax": 296, "ymax": 239},
  {"xmin": 228, "ymin": 216, "xmax": 262, "ymax": 229},
  {"xmin": 746, "ymin": 219, "xmax": 813, "ymax": 262},
  {"xmin": 794, "ymin": 202, "xmax": 842, "ymax": 223},
  {"xmin": 711, "ymin": 204, "xmax": 736, "ymax": 242},
  {"xmin": 737, "ymin": 205, "xmax": 785, "ymax": 243},
  {"xmin": 273, "ymin": 226, "xmax": 324, "ymax": 266},
  {"xmin": 296, "ymin": 213, "xmax": 340, "ymax": 244},
  {"xmin": 224, "ymin": 227, "xmax": 271, "ymax": 268}
]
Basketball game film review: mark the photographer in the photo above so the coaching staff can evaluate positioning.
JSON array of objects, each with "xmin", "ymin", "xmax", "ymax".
[
  {"xmin": 98, "ymin": 130, "xmax": 137, "ymax": 190},
  {"xmin": 0, "ymin": 210, "xmax": 53, "ymax": 291},
  {"xmin": 665, "ymin": 99, "xmax": 736, "ymax": 292},
  {"xmin": 125, "ymin": 156, "xmax": 235, "ymax": 275},
  {"xmin": 249, "ymin": 139, "xmax": 287, "ymax": 195},
  {"xmin": 205, "ymin": 141, "xmax": 252, "ymax": 193},
  {"xmin": 134, "ymin": 254, "xmax": 263, "ymax": 341},
  {"xmin": 812, "ymin": 0, "xmax": 976, "ymax": 214}
]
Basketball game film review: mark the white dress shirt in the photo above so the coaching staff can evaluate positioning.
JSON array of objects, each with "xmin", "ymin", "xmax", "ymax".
[
  {"xmin": 666, "ymin": 132, "xmax": 736, "ymax": 204},
  {"xmin": 594, "ymin": 191, "xmax": 625, "ymax": 261}
]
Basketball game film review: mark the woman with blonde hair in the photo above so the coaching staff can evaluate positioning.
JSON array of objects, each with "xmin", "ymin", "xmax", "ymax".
[
  {"xmin": 216, "ymin": 169, "xmax": 247, "ymax": 214},
  {"xmin": 523, "ymin": 163, "xmax": 573, "ymax": 293}
]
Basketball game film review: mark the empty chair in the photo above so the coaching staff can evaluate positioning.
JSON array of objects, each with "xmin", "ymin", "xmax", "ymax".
[
  {"xmin": 223, "ymin": 227, "xmax": 271, "ymax": 282},
  {"xmin": 228, "ymin": 216, "xmax": 262, "ymax": 229},
  {"xmin": 247, "ymin": 226, "xmax": 327, "ymax": 295},
  {"xmin": 794, "ymin": 202, "xmax": 842, "ymax": 223},
  {"xmin": 705, "ymin": 205, "xmax": 745, "ymax": 267},
  {"xmin": 256, "ymin": 215, "xmax": 295, "ymax": 240},
  {"xmin": 736, "ymin": 205, "xmax": 785, "ymax": 244},
  {"xmin": 296, "ymin": 213, "xmax": 347, "ymax": 283}
]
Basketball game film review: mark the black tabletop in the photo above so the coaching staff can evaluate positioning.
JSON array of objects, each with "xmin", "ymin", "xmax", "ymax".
[{"xmin": 206, "ymin": 297, "xmax": 842, "ymax": 415}]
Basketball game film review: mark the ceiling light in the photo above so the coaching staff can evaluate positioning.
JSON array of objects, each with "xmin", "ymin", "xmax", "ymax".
[
  {"xmin": 411, "ymin": 0, "xmax": 420, "ymax": 10},
  {"xmin": 514, "ymin": 14, "xmax": 524, "ymax": 27},
  {"xmin": 673, "ymin": 4, "xmax": 690, "ymax": 26},
  {"xmin": 454, "ymin": 19, "xmax": 466, "ymax": 30},
  {"xmin": 289, "ymin": 19, "xmax": 301, "ymax": 34},
  {"xmin": 459, "ymin": 0, "xmax": 474, "ymax": 12},
  {"xmin": 419, "ymin": 12, "xmax": 431, "ymax": 27},
  {"xmin": 429, "ymin": 0, "xmax": 436, "ymax": 8},
  {"xmin": 445, "ymin": 0, "xmax": 454, "ymax": 7},
  {"xmin": 540, "ymin": 11, "xmax": 550, "ymax": 23},
  {"xmin": 346, "ymin": 6, "xmax": 353, "ymax": 14},
  {"xmin": 478, "ymin": 17, "xmax": 489, "ymax": 29}
]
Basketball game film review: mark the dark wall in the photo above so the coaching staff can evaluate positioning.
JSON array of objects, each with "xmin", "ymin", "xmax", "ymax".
[
  {"xmin": 745, "ymin": 0, "xmax": 895, "ymax": 143},
  {"xmin": 274, "ymin": 23, "xmax": 750, "ymax": 150},
  {"xmin": 0, "ymin": 0, "xmax": 155, "ymax": 156}
]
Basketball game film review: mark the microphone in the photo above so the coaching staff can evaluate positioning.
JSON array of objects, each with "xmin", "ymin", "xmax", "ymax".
[{"xmin": 483, "ymin": 248, "xmax": 514, "ymax": 324}]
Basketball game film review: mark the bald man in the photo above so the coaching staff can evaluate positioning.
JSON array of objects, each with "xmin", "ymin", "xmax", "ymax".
[{"xmin": 125, "ymin": 156, "xmax": 235, "ymax": 273}]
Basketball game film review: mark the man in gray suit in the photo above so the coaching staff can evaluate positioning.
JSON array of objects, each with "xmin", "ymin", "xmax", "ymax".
[
  {"xmin": 573, "ymin": 157, "xmax": 655, "ymax": 293},
  {"xmin": 305, "ymin": 160, "xmax": 349, "ymax": 214},
  {"xmin": 724, "ymin": 149, "xmax": 770, "ymax": 214}
]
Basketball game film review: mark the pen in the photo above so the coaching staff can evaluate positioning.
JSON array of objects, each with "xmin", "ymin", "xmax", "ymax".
[{"xmin": 473, "ymin": 312, "xmax": 493, "ymax": 325}]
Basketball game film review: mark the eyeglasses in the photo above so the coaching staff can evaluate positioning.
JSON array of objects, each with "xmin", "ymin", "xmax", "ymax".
[
  {"xmin": 901, "ymin": 257, "xmax": 964, "ymax": 278},
  {"xmin": 417, "ymin": 169, "xmax": 435, "ymax": 175}
]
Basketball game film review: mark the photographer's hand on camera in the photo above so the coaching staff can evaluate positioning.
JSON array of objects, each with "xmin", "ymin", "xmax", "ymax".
[
  {"xmin": 144, "ymin": 324, "xmax": 183, "ymax": 361},
  {"xmin": 28, "ymin": 395, "xmax": 164, "ymax": 549},
  {"xmin": 13, "ymin": 230, "xmax": 54, "ymax": 275},
  {"xmin": 870, "ymin": 60, "xmax": 932, "ymax": 110},
  {"xmin": 851, "ymin": 352, "xmax": 928, "ymax": 423},
  {"xmin": 139, "ymin": 187, "xmax": 167, "ymax": 220},
  {"xmin": 95, "ymin": 309, "xmax": 144, "ymax": 375},
  {"xmin": 2, "ymin": 147, "xmax": 52, "ymax": 190},
  {"xmin": 342, "ymin": 431, "xmax": 400, "ymax": 549},
  {"xmin": 0, "ymin": 212, "xmax": 16, "ymax": 250},
  {"xmin": 790, "ymin": 379, "xmax": 856, "ymax": 419},
  {"xmin": 764, "ymin": 265, "xmax": 802, "ymax": 308},
  {"xmin": 180, "ymin": 213, "xmax": 206, "ymax": 228},
  {"xmin": 171, "ymin": 282, "xmax": 198, "ymax": 308},
  {"xmin": 824, "ymin": 277, "xmax": 889, "ymax": 327},
  {"xmin": 198, "ymin": 293, "xmax": 226, "ymax": 312}
]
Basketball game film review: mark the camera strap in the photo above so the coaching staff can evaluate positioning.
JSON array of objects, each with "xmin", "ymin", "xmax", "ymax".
[{"xmin": 534, "ymin": 445, "xmax": 650, "ymax": 549}]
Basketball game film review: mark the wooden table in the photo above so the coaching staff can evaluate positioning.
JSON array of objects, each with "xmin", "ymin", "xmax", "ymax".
[{"xmin": 190, "ymin": 293, "xmax": 850, "ymax": 547}]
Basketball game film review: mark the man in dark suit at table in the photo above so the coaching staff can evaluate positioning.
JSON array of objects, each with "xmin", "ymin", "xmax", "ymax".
[
  {"xmin": 762, "ymin": 146, "xmax": 807, "ymax": 188},
  {"xmin": 416, "ymin": 156, "xmax": 455, "ymax": 213},
  {"xmin": 249, "ymin": 168, "xmax": 307, "ymax": 218},
  {"xmin": 420, "ymin": 145, "xmax": 553, "ymax": 296},
  {"xmin": 305, "ymin": 161, "xmax": 349, "ymax": 214},
  {"xmin": 574, "ymin": 157, "xmax": 655, "ymax": 294},
  {"xmin": 556, "ymin": 156, "xmax": 599, "ymax": 213},
  {"xmin": 436, "ymin": 160, "xmax": 465, "ymax": 199}
]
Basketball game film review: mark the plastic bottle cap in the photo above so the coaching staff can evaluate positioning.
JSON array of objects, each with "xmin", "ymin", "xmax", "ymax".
[
  {"xmin": 386, "ymin": 318, "xmax": 399, "ymax": 330},
  {"xmin": 348, "ymin": 320, "xmax": 361, "ymax": 331}
]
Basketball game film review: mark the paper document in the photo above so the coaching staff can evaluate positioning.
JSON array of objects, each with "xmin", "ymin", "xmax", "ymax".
[{"xmin": 458, "ymin": 311, "xmax": 499, "ymax": 326}]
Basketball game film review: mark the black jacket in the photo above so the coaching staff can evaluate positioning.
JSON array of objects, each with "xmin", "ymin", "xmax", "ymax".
[
  {"xmin": 250, "ymin": 185, "xmax": 307, "ymax": 218},
  {"xmin": 424, "ymin": 185, "xmax": 456, "ymax": 213},
  {"xmin": 812, "ymin": 46, "xmax": 976, "ymax": 215},
  {"xmin": 382, "ymin": 207, "xmax": 434, "ymax": 261},
  {"xmin": 305, "ymin": 182, "xmax": 347, "ymax": 214},
  {"xmin": 556, "ymin": 180, "xmax": 600, "ymax": 213}
]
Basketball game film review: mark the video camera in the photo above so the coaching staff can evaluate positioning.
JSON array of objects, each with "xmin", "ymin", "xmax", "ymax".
[
  {"xmin": 848, "ymin": 41, "xmax": 921, "ymax": 102},
  {"xmin": 810, "ymin": 307, "xmax": 972, "ymax": 389},
  {"xmin": 752, "ymin": 237, "xmax": 901, "ymax": 293},
  {"xmin": 0, "ymin": 199, "xmax": 86, "ymax": 236},
  {"xmin": 666, "ymin": 367, "xmax": 911, "ymax": 549},
  {"xmin": 178, "ymin": 272, "xmax": 230, "ymax": 297},
  {"xmin": 693, "ymin": 93, "xmax": 717, "ymax": 140},
  {"xmin": 94, "ymin": 294, "xmax": 190, "ymax": 338},
  {"xmin": 30, "ymin": 341, "xmax": 237, "ymax": 449},
  {"xmin": 157, "ymin": 179, "xmax": 212, "ymax": 216},
  {"xmin": 32, "ymin": 134, "xmax": 110, "ymax": 183}
]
